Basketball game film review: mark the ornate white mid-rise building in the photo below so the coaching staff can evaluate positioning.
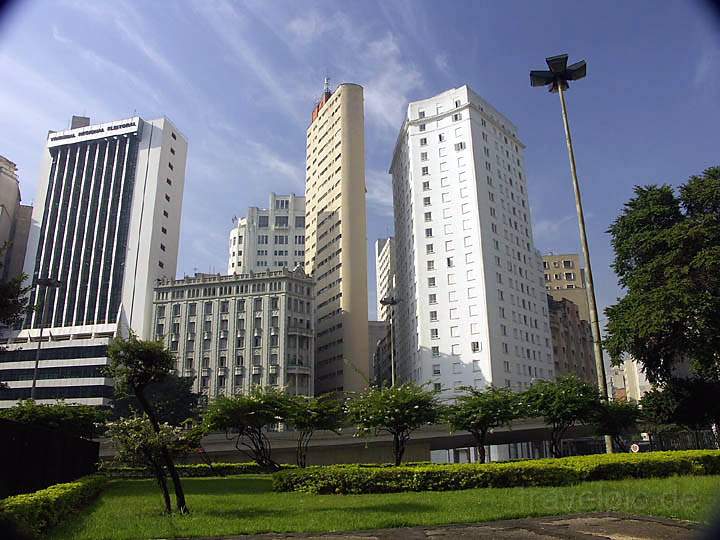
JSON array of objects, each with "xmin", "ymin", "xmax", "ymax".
[
  {"xmin": 153, "ymin": 269, "xmax": 314, "ymax": 397},
  {"xmin": 0, "ymin": 115, "xmax": 186, "ymax": 406},
  {"xmin": 227, "ymin": 194, "xmax": 305, "ymax": 274},
  {"xmin": 390, "ymin": 86, "xmax": 553, "ymax": 396}
]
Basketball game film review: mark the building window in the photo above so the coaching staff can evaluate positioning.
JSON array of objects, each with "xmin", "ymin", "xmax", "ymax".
[
  {"xmin": 430, "ymin": 328, "xmax": 439, "ymax": 340},
  {"xmin": 420, "ymin": 137, "xmax": 427, "ymax": 146},
  {"xmin": 425, "ymin": 228, "xmax": 433, "ymax": 238},
  {"xmin": 429, "ymin": 294, "xmax": 437, "ymax": 304},
  {"xmin": 423, "ymin": 196, "xmax": 431, "ymax": 206},
  {"xmin": 422, "ymin": 181, "xmax": 430, "ymax": 191},
  {"xmin": 471, "ymin": 341, "xmax": 480, "ymax": 353},
  {"xmin": 432, "ymin": 364, "xmax": 441, "ymax": 375},
  {"xmin": 421, "ymin": 166, "xmax": 429, "ymax": 176},
  {"xmin": 419, "ymin": 124, "xmax": 426, "ymax": 132},
  {"xmin": 452, "ymin": 113, "xmax": 461, "ymax": 121},
  {"xmin": 432, "ymin": 346, "xmax": 440, "ymax": 357},
  {"xmin": 438, "ymin": 133, "xmax": 446, "ymax": 142},
  {"xmin": 430, "ymin": 310, "xmax": 438, "ymax": 321},
  {"xmin": 427, "ymin": 260, "xmax": 435, "ymax": 270},
  {"xmin": 454, "ymin": 142, "xmax": 466, "ymax": 151},
  {"xmin": 428, "ymin": 277, "xmax": 436, "ymax": 287}
]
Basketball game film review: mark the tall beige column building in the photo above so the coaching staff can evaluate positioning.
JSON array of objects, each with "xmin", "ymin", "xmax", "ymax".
[{"xmin": 304, "ymin": 82, "xmax": 369, "ymax": 394}]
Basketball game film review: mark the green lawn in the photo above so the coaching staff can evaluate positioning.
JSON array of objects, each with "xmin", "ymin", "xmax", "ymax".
[{"xmin": 50, "ymin": 474, "xmax": 720, "ymax": 540}]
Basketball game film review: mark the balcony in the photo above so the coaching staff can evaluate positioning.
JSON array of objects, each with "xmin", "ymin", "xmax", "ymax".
[
  {"xmin": 201, "ymin": 367, "xmax": 211, "ymax": 376},
  {"xmin": 234, "ymin": 366, "xmax": 245, "ymax": 375},
  {"xmin": 288, "ymin": 325, "xmax": 312, "ymax": 337},
  {"xmin": 220, "ymin": 329, "xmax": 229, "ymax": 339},
  {"xmin": 217, "ymin": 366, "xmax": 228, "ymax": 376},
  {"xmin": 203, "ymin": 331, "xmax": 212, "ymax": 340},
  {"xmin": 187, "ymin": 332, "xmax": 196, "ymax": 340},
  {"xmin": 236, "ymin": 329, "xmax": 245, "ymax": 337},
  {"xmin": 269, "ymin": 365, "xmax": 278, "ymax": 374},
  {"xmin": 287, "ymin": 363, "xmax": 311, "ymax": 375},
  {"xmin": 251, "ymin": 365, "xmax": 262, "ymax": 375}
]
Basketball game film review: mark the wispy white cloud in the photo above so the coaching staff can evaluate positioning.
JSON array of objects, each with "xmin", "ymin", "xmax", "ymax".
[
  {"xmin": 191, "ymin": 0, "xmax": 305, "ymax": 124},
  {"xmin": 361, "ymin": 34, "xmax": 423, "ymax": 134},
  {"xmin": 365, "ymin": 169, "xmax": 394, "ymax": 218},
  {"xmin": 532, "ymin": 213, "xmax": 577, "ymax": 243},
  {"xmin": 62, "ymin": 0, "xmax": 193, "ymax": 99},
  {"xmin": 51, "ymin": 26, "xmax": 162, "ymax": 105}
]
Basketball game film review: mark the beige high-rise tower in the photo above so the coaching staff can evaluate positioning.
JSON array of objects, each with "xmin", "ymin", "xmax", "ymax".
[{"xmin": 304, "ymin": 82, "xmax": 369, "ymax": 394}]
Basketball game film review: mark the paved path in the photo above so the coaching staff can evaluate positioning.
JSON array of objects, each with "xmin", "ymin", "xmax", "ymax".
[{"xmin": 186, "ymin": 512, "xmax": 702, "ymax": 539}]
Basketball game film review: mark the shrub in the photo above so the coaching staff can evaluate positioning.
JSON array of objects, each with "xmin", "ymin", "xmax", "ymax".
[
  {"xmin": 101, "ymin": 462, "xmax": 297, "ymax": 478},
  {"xmin": 0, "ymin": 475, "xmax": 106, "ymax": 538},
  {"xmin": 272, "ymin": 450, "xmax": 720, "ymax": 494}
]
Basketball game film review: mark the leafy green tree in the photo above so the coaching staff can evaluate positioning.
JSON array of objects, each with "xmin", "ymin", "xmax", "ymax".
[
  {"xmin": 112, "ymin": 374, "xmax": 200, "ymax": 425},
  {"xmin": 285, "ymin": 393, "xmax": 344, "ymax": 467},
  {"xmin": 0, "ymin": 242, "xmax": 30, "ymax": 328},
  {"xmin": 605, "ymin": 167, "xmax": 720, "ymax": 383},
  {"xmin": 638, "ymin": 386, "xmax": 679, "ymax": 449},
  {"xmin": 0, "ymin": 399, "xmax": 108, "ymax": 438},
  {"xmin": 106, "ymin": 416, "xmax": 202, "ymax": 514},
  {"xmin": 346, "ymin": 383, "xmax": 441, "ymax": 466},
  {"xmin": 445, "ymin": 386, "xmax": 520, "ymax": 463},
  {"xmin": 664, "ymin": 377, "xmax": 720, "ymax": 448},
  {"xmin": 592, "ymin": 400, "xmax": 640, "ymax": 452},
  {"xmin": 523, "ymin": 375, "xmax": 600, "ymax": 458},
  {"xmin": 106, "ymin": 335, "xmax": 189, "ymax": 513},
  {"xmin": 203, "ymin": 386, "xmax": 292, "ymax": 471}
]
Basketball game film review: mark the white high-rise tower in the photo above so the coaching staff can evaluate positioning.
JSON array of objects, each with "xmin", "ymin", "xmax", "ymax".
[
  {"xmin": 390, "ymin": 86, "xmax": 553, "ymax": 396},
  {"xmin": 0, "ymin": 115, "xmax": 187, "ymax": 406}
]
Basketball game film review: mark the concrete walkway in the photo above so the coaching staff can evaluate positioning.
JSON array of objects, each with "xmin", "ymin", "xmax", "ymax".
[{"xmin": 186, "ymin": 512, "xmax": 702, "ymax": 539}]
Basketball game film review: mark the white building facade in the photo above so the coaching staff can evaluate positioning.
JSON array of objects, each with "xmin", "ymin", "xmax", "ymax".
[
  {"xmin": 153, "ymin": 269, "xmax": 314, "ymax": 398},
  {"xmin": 227, "ymin": 194, "xmax": 305, "ymax": 275},
  {"xmin": 375, "ymin": 237, "xmax": 396, "ymax": 322},
  {"xmin": 0, "ymin": 115, "xmax": 186, "ymax": 407},
  {"xmin": 390, "ymin": 86, "xmax": 553, "ymax": 397}
]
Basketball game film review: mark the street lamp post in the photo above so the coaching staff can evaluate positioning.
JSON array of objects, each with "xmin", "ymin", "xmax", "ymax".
[
  {"xmin": 530, "ymin": 54, "xmax": 613, "ymax": 454},
  {"xmin": 379, "ymin": 296, "xmax": 400, "ymax": 386},
  {"xmin": 30, "ymin": 277, "xmax": 62, "ymax": 400}
]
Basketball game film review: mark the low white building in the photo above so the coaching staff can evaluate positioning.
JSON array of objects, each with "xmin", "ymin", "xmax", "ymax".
[
  {"xmin": 390, "ymin": 86, "xmax": 554, "ymax": 397},
  {"xmin": 153, "ymin": 269, "xmax": 314, "ymax": 398}
]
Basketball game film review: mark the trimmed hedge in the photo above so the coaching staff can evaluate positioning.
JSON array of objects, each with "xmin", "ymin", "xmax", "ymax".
[
  {"xmin": 272, "ymin": 450, "xmax": 720, "ymax": 494},
  {"xmin": 102, "ymin": 461, "xmax": 297, "ymax": 478},
  {"xmin": 0, "ymin": 475, "xmax": 106, "ymax": 538}
]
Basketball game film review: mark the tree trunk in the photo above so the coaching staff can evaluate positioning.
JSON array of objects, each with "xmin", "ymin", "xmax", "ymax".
[
  {"xmin": 147, "ymin": 454, "xmax": 171, "ymax": 514},
  {"xmin": 392, "ymin": 433, "xmax": 405, "ymax": 466},
  {"xmin": 473, "ymin": 429, "xmax": 487, "ymax": 463},
  {"xmin": 136, "ymin": 389, "xmax": 189, "ymax": 514}
]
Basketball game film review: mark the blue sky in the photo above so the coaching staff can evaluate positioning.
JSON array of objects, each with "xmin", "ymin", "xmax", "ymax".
[{"xmin": 1, "ymin": 0, "xmax": 718, "ymax": 322}]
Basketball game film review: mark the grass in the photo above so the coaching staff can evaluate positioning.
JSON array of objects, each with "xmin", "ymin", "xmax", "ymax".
[{"xmin": 49, "ymin": 474, "xmax": 720, "ymax": 539}]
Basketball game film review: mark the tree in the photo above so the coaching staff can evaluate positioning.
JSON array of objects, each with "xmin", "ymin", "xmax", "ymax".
[
  {"xmin": 0, "ymin": 400, "xmax": 108, "ymax": 439},
  {"xmin": 285, "ymin": 393, "xmax": 344, "ymax": 467},
  {"xmin": 638, "ymin": 386, "xmax": 679, "ymax": 450},
  {"xmin": 346, "ymin": 383, "xmax": 441, "ymax": 466},
  {"xmin": 112, "ymin": 374, "xmax": 200, "ymax": 425},
  {"xmin": 592, "ymin": 400, "xmax": 640, "ymax": 452},
  {"xmin": 0, "ymin": 242, "xmax": 30, "ymax": 328},
  {"xmin": 106, "ymin": 335, "xmax": 189, "ymax": 514},
  {"xmin": 106, "ymin": 416, "xmax": 202, "ymax": 514},
  {"xmin": 445, "ymin": 386, "xmax": 521, "ymax": 463},
  {"xmin": 523, "ymin": 375, "xmax": 599, "ymax": 458},
  {"xmin": 660, "ymin": 377, "xmax": 720, "ymax": 448},
  {"xmin": 605, "ymin": 167, "xmax": 720, "ymax": 384},
  {"xmin": 203, "ymin": 386, "xmax": 292, "ymax": 471}
]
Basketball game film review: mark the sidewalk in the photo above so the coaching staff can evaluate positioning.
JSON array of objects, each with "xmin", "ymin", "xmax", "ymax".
[{"xmin": 185, "ymin": 512, "xmax": 702, "ymax": 539}]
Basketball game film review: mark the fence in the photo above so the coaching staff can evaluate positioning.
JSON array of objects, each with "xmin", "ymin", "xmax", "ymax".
[{"xmin": 0, "ymin": 418, "xmax": 99, "ymax": 498}]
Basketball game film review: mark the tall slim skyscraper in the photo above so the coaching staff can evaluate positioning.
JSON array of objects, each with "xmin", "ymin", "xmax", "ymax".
[
  {"xmin": 0, "ymin": 115, "xmax": 186, "ymax": 406},
  {"xmin": 375, "ymin": 237, "xmax": 396, "ymax": 322},
  {"xmin": 304, "ymin": 83, "xmax": 369, "ymax": 394},
  {"xmin": 390, "ymin": 86, "xmax": 553, "ymax": 396},
  {"xmin": 227, "ymin": 193, "xmax": 305, "ymax": 274}
]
